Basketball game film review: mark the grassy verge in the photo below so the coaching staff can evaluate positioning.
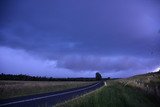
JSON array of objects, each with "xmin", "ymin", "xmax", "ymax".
[
  {"xmin": 118, "ymin": 72, "xmax": 160, "ymax": 98},
  {"xmin": 56, "ymin": 81, "xmax": 160, "ymax": 107},
  {"xmin": 0, "ymin": 81, "xmax": 94, "ymax": 99}
]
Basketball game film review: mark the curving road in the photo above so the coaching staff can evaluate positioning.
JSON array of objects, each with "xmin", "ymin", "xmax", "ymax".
[{"xmin": 0, "ymin": 81, "xmax": 104, "ymax": 107}]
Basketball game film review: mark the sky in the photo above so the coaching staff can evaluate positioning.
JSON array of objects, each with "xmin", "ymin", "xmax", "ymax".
[{"xmin": 0, "ymin": 0, "xmax": 160, "ymax": 78}]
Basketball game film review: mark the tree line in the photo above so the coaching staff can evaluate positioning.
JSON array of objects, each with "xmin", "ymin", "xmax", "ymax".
[{"xmin": 0, "ymin": 73, "xmax": 110, "ymax": 81}]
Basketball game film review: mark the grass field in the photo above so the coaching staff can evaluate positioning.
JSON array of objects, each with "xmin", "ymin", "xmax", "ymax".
[
  {"xmin": 56, "ymin": 72, "xmax": 160, "ymax": 107},
  {"xmin": 0, "ymin": 81, "xmax": 94, "ymax": 99}
]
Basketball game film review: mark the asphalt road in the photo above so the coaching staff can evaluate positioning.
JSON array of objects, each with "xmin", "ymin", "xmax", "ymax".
[{"xmin": 0, "ymin": 81, "xmax": 104, "ymax": 107}]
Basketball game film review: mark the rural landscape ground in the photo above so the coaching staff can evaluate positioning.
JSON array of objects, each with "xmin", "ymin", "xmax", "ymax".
[
  {"xmin": 56, "ymin": 71, "xmax": 160, "ymax": 107},
  {"xmin": 0, "ymin": 71, "xmax": 160, "ymax": 107}
]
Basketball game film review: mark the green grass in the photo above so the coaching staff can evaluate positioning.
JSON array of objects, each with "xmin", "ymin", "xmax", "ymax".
[
  {"xmin": 56, "ymin": 81, "xmax": 160, "ymax": 107},
  {"xmin": 0, "ymin": 81, "xmax": 94, "ymax": 99}
]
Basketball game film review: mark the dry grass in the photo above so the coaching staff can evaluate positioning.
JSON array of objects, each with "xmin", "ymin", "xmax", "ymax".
[
  {"xmin": 0, "ymin": 81, "xmax": 94, "ymax": 99},
  {"xmin": 118, "ymin": 72, "xmax": 160, "ymax": 98}
]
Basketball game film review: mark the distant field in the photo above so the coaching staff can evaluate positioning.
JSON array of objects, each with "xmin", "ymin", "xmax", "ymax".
[
  {"xmin": 56, "ymin": 72, "xmax": 160, "ymax": 107},
  {"xmin": 0, "ymin": 81, "xmax": 94, "ymax": 99}
]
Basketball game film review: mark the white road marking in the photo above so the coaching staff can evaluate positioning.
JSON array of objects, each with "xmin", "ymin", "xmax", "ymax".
[
  {"xmin": 0, "ymin": 82, "xmax": 101, "ymax": 107},
  {"xmin": 104, "ymin": 82, "xmax": 107, "ymax": 86}
]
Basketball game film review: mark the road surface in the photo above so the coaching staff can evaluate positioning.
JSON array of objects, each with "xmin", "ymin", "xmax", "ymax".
[{"xmin": 0, "ymin": 81, "xmax": 104, "ymax": 107}]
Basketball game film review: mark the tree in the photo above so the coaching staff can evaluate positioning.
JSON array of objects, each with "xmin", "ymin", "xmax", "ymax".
[
  {"xmin": 107, "ymin": 77, "xmax": 110, "ymax": 80},
  {"xmin": 95, "ymin": 72, "xmax": 102, "ymax": 81}
]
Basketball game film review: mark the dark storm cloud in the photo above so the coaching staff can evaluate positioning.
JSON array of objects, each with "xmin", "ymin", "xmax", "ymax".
[
  {"xmin": 0, "ymin": 46, "xmax": 95, "ymax": 77},
  {"xmin": 0, "ymin": 0, "xmax": 160, "ymax": 77},
  {"xmin": 57, "ymin": 55, "xmax": 160, "ymax": 73},
  {"xmin": 1, "ymin": 0, "xmax": 160, "ymax": 56}
]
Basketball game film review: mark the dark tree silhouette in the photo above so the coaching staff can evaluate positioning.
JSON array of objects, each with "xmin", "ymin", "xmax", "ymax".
[
  {"xmin": 107, "ymin": 77, "xmax": 110, "ymax": 80},
  {"xmin": 95, "ymin": 72, "xmax": 102, "ymax": 80},
  {"xmin": 0, "ymin": 73, "xmax": 98, "ymax": 81}
]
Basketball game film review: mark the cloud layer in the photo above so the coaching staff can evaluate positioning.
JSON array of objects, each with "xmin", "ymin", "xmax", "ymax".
[
  {"xmin": 0, "ymin": 0, "xmax": 160, "ymax": 77},
  {"xmin": 0, "ymin": 46, "xmax": 159, "ymax": 78},
  {"xmin": 57, "ymin": 55, "xmax": 159, "ymax": 72}
]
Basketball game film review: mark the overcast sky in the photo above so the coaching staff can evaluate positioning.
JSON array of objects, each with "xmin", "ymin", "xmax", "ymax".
[{"xmin": 0, "ymin": 0, "xmax": 160, "ymax": 78}]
